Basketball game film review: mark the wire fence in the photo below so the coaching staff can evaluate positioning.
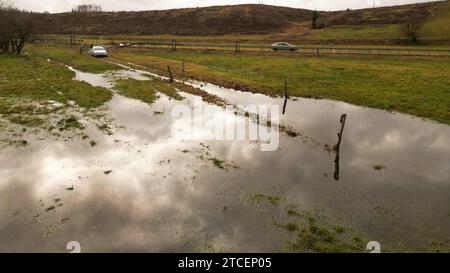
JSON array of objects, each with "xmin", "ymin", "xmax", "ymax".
[
  {"xmin": 129, "ymin": 41, "xmax": 450, "ymax": 57},
  {"xmin": 30, "ymin": 36, "xmax": 450, "ymax": 57},
  {"xmin": 31, "ymin": 37, "xmax": 84, "ymax": 46}
]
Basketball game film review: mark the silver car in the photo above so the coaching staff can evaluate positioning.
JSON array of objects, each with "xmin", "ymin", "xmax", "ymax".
[
  {"xmin": 90, "ymin": 46, "xmax": 108, "ymax": 57},
  {"xmin": 271, "ymin": 42, "xmax": 298, "ymax": 52}
]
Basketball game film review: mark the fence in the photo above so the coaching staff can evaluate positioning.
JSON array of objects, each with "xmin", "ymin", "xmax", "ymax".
[
  {"xmin": 128, "ymin": 41, "xmax": 450, "ymax": 57},
  {"xmin": 31, "ymin": 36, "xmax": 84, "ymax": 46}
]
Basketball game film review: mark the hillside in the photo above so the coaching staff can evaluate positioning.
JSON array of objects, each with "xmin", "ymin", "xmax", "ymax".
[
  {"xmin": 307, "ymin": 0, "xmax": 450, "ymax": 42},
  {"xmin": 29, "ymin": 5, "xmax": 313, "ymax": 35},
  {"xmin": 26, "ymin": 1, "xmax": 450, "ymax": 43}
]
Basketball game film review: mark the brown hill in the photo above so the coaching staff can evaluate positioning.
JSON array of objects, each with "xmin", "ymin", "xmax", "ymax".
[
  {"xmin": 27, "ymin": 2, "xmax": 443, "ymax": 36},
  {"xmin": 29, "ymin": 5, "xmax": 313, "ymax": 35},
  {"xmin": 324, "ymin": 2, "xmax": 439, "ymax": 26}
]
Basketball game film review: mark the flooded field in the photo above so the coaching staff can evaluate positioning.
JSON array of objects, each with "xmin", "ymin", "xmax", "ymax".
[{"xmin": 0, "ymin": 64, "xmax": 449, "ymax": 253}]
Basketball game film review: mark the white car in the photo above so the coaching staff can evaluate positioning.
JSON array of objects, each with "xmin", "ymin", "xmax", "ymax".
[
  {"xmin": 271, "ymin": 42, "xmax": 298, "ymax": 52},
  {"xmin": 90, "ymin": 46, "xmax": 108, "ymax": 57}
]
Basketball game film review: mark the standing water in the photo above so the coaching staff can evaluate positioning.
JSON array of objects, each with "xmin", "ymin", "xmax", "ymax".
[{"xmin": 0, "ymin": 64, "xmax": 449, "ymax": 252}]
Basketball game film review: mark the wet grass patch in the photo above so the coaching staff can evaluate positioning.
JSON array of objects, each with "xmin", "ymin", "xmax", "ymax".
[
  {"xmin": 273, "ymin": 205, "xmax": 367, "ymax": 253},
  {"xmin": 249, "ymin": 193, "xmax": 282, "ymax": 207},
  {"xmin": 171, "ymin": 82, "xmax": 227, "ymax": 106},
  {"xmin": 284, "ymin": 217, "xmax": 365, "ymax": 253},
  {"xmin": 373, "ymin": 164, "xmax": 387, "ymax": 171},
  {"xmin": 7, "ymin": 116, "xmax": 45, "ymax": 128},
  {"xmin": 57, "ymin": 117, "xmax": 84, "ymax": 131},
  {"xmin": 115, "ymin": 77, "xmax": 187, "ymax": 103},
  {"xmin": 0, "ymin": 52, "xmax": 113, "ymax": 147},
  {"xmin": 114, "ymin": 78, "xmax": 159, "ymax": 104},
  {"xmin": 112, "ymin": 48, "xmax": 450, "ymax": 124},
  {"xmin": 26, "ymin": 45, "xmax": 118, "ymax": 74}
]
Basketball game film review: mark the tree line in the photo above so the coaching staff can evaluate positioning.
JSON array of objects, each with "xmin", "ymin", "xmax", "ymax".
[
  {"xmin": 72, "ymin": 4, "xmax": 102, "ymax": 13},
  {"xmin": 0, "ymin": 0, "xmax": 33, "ymax": 55}
]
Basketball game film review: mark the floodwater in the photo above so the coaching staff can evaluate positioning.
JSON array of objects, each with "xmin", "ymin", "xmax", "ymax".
[{"xmin": 0, "ymin": 64, "xmax": 449, "ymax": 253}]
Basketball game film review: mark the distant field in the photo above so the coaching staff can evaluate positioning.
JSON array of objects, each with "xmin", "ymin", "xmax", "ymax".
[{"xmin": 110, "ymin": 48, "xmax": 450, "ymax": 124}]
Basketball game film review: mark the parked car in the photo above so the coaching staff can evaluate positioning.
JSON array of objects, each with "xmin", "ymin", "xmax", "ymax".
[
  {"xmin": 271, "ymin": 42, "xmax": 298, "ymax": 52},
  {"xmin": 90, "ymin": 46, "xmax": 108, "ymax": 57}
]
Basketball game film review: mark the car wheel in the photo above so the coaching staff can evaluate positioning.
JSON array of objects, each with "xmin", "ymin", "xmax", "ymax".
[{"xmin": 273, "ymin": 48, "xmax": 278, "ymax": 52}]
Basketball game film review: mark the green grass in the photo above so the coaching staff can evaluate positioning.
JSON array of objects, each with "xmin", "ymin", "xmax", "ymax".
[
  {"xmin": 421, "ymin": 1, "xmax": 450, "ymax": 39},
  {"xmin": 286, "ymin": 217, "xmax": 365, "ymax": 253},
  {"xmin": 0, "ymin": 51, "xmax": 112, "ymax": 142},
  {"xmin": 311, "ymin": 24, "xmax": 405, "ymax": 40},
  {"xmin": 7, "ymin": 116, "xmax": 45, "ymax": 127},
  {"xmin": 0, "ymin": 54, "xmax": 112, "ymax": 109},
  {"xmin": 25, "ymin": 45, "xmax": 118, "ymax": 73},
  {"xmin": 250, "ymin": 193, "xmax": 282, "ymax": 206},
  {"xmin": 57, "ymin": 116, "xmax": 85, "ymax": 131},
  {"xmin": 111, "ymin": 48, "xmax": 450, "ymax": 124},
  {"xmin": 114, "ymin": 78, "xmax": 183, "ymax": 103}
]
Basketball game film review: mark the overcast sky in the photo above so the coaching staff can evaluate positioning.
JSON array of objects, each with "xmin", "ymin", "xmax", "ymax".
[{"xmin": 13, "ymin": 0, "xmax": 437, "ymax": 13}]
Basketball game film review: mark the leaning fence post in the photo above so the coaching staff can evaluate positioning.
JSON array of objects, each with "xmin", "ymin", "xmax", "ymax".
[
  {"xmin": 284, "ymin": 80, "xmax": 289, "ymax": 99},
  {"xmin": 167, "ymin": 65, "xmax": 174, "ymax": 83},
  {"xmin": 334, "ymin": 114, "xmax": 347, "ymax": 181},
  {"xmin": 181, "ymin": 60, "xmax": 185, "ymax": 73},
  {"xmin": 283, "ymin": 80, "xmax": 289, "ymax": 115}
]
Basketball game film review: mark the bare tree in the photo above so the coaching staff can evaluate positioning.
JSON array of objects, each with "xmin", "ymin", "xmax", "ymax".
[
  {"xmin": 10, "ymin": 12, "xmax": 33, "ymax": 55},
  {"xmin": 403, "ymin": 14, "xmax": 426, "ymax": 43},
  {"xmin": 72, "ymin": 4, "xmax": 102, "ymax": 12},
  {"xmin": 0, "ymin": 1, "xmax": 33, "ymax": 55},
  {"xmin": 311, "ymin": 10, "xmax": 319, "ymax": 29},
  {"xmin": 0, "ymin": 0, "xmax": 14, "ymax": 10},
  {"xmin": 0, "ymin": 0, "xmax": 14, "ymax": 53}
]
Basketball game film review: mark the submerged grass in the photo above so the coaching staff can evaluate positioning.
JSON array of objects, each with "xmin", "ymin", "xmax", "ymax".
[
  {"xmin": 284, "ymin": 217, "xmax": 365, "ymax": 253},
  {"xmin": 0, "ymin": 48, "xmax": 114, "ymax": 146},
  {"xmin": 249, "ymin": 193, "xmax": 366, "ymax": 253},
  {"xmin": 111, "ymin": 48, "xmax": 450, "ymax": 124}
]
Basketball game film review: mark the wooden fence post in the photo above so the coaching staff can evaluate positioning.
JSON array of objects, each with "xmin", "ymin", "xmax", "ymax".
[
  {"xmin": 284, "ymin": 80, "xmax": 289, "ymax": 99},
  {"xmin": 171, "ymin": 40, "xmax": 176, "ymax": 51},
  {"xmin": 181, "ymin": 60, "xmax": 185, "ymax": 73},
  {"xmin": 282, "ymin": 80, "xmax": 288, "ymax": 115},
  {"xmin": 235, "ymin": 41, "xmax": 240, "ymax": 53},
  {"xmin": 333, "ymin": 114, "xmax": 347, "ymax": 181},
  {"xmin": 167, "ymin": 65, "xmax": 174, "ymax": 83}
]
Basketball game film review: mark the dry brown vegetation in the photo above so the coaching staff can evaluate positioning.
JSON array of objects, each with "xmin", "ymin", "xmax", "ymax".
[
  {"xmin": 323, "ymin": 2, "xmax": 437, "ymax": 27},
  {"xmin": 28, "ymin": 5, "xmax": 313, "ymax": 35},
  {"xmin": 24, "ymin": 2, "xmax": 443, "ymax": 36}
]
